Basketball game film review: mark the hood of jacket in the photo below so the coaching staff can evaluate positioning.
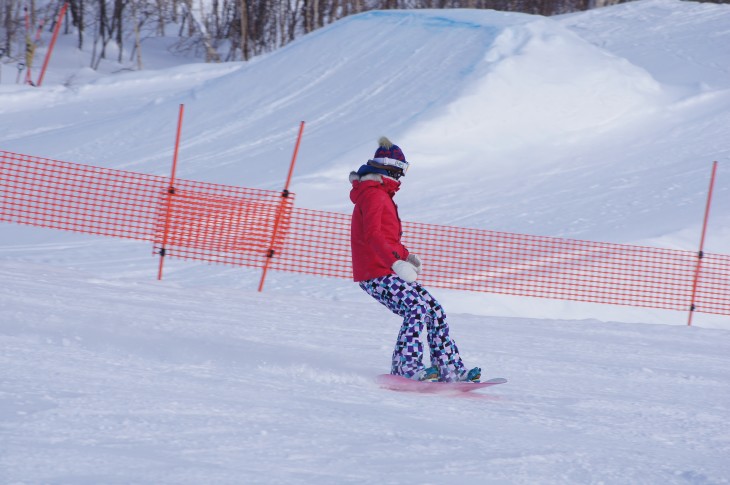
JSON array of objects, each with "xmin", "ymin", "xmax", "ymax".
[{"xmin": 349, "ymin": 172, "xmax": 401, "ymax": 205}]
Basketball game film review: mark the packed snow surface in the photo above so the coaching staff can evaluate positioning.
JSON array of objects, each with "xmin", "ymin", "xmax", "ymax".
[{"xmin": 1, "ymin": 0, "xmax": 730, "ymax": 483}]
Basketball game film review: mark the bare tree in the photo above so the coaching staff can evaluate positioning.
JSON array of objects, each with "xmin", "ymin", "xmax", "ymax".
[
  {"xmin": 1, "ymin": 0, "xmax": 20, "ymax": 56},
  {"xmin": 182, "ymin": 0, "xmax": 221, "ymax": 61},
  {"xmin": 112, "ymin": 0, "xmax": 125, "ymax": 62},
  {"xmin": 129, "ymin": 0, "xmax": 143, "ymax": 68},
  {"xmin": 67, "ymin": 0, "xmax": 85, "ymax": 49},
  {"xmin": 240, "ymin": 0, "xmax": 248, "ymax": 59}
]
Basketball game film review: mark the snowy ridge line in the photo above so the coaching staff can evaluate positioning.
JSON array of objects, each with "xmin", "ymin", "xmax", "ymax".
[{"xmin": 2, "ymin": 149, "xmax": 729, "ymax": 316}]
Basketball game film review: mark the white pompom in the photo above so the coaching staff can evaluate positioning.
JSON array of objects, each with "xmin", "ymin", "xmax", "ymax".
[{"xmin": 378, "ymin": 136, "xmax": 393, "ymax": 149}]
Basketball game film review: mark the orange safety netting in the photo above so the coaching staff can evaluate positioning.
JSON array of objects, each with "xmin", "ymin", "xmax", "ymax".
[
  {"xmin": 2, "ymin": 150, "xmax": 729, "ymax": 316},
  {"xmin": 0, "ymin": 150, "xmax": 290, "ymax": 270},
  {"xmin": 153, "ymin": 179, "xmax": 293, "ymax": 268},
  {"xmin": 1, "ymin": 151, "xmax": 164, "ymax": 240}
]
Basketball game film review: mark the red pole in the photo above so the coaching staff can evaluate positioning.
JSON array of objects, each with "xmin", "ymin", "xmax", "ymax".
[
  {"xmin": 258, "ymin": 121, "xmax": 305, "ymax": 292},
  {"xmin": 36, "ymin": 2, "xmax": 68, "ymax": 87},
  {"xmin": 157, "ymin": 104, "xmax": 185, "ymax": 280},
  {"xmin": 687, "ymin": 160, "xmax": 718, "ymax": 326},
  {"xmin": 282, "ymin": 121, "xmax": 305, "ymax": 192}
]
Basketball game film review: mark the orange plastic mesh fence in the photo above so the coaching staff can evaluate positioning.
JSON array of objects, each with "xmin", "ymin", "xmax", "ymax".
[
  {"xmin": 0, "ymin": 150, "xmax": 290, "ymax": 269},
  {"xmin": 401, "ymin": 221, "xmax": 714, "ymax": 313},
  {"xmin": 153, "ymin": 180, "xmax": 293, "ymax": 268},
  {"xmin": 2, "ymin": 150, "xmax": 729, "ymax": 316},
  {"xmin": 269, "ymin": 207, "xmax": 353, "ymax": 279},
  {"xmin": 1, "ymin": 150, "xmax": 165, "ymax": 240},
  {"xmin": 693, "ymin": 253, "xmax": 730, "ymax": 315},
  {"xmin": 262, "ymin": 205, "xmax": 729, "ymax": 315}
]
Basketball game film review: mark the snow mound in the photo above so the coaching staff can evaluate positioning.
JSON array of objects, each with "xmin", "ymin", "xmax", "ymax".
[
  {"xmin": 404, "ymin": 15, "xmax": 665, "ymax": 167},
  {"xmin": 145, "ymin": 9, "xmax": 665, "ymax": 184}
]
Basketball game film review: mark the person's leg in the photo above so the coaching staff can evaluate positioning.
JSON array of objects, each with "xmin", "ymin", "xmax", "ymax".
[
  {"xmin": 390, "ymin": 312, "xmax": 425, "ymax": 378},
  {"xmin": 413, "ymin": 284, "xmax": 467, "ymax": 382},
  {"xmin": 359, "ymin": 275, "xmax": 427, "ymax": 378},
  {"xmin": 359, "ymin": 275, "xmax": 468, "ymax": 380}
]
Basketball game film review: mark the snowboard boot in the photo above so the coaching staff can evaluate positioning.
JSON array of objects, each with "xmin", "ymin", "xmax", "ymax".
[
  {"xmin": 415, "ymin": 365, "xmax": 440, "ymax": 382},
  {"xmin": 460, "ymin": 367, "xmax": 482, "ymax": 383}
]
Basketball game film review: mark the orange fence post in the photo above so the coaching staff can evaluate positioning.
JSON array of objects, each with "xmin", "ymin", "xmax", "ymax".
[
  {"xmin": 687, "ymin": 160, "xmax": 719, "ymax": 326},
  {"xmin": 36, "ymin": 2, "xmax": 68, "ymax": 87},
  {"xmin": 258, "ymin": 121, "xmax": 305, "ymax": 292},
  {"xmin": 157, "ymin": 104, "xmax": 185, "ymax": 280}
]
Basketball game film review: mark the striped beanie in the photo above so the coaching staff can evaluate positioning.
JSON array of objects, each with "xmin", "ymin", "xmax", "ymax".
[{"xmin": 356, "ymin": 137, "xmax": 409, "ymax": 179}]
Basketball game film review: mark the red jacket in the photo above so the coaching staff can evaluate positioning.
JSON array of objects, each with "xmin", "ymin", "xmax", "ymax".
[{"xmin": 350, "ymin": 174, "xmax": 410, "ymax": 282}]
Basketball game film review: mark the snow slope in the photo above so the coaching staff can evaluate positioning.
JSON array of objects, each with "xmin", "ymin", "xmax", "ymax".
[
  {"xmin": 2, "ymin": 0, "xmax": 730, "ymax": 482},
  {"xmin": 2, "ymin": 260, "xmax": 729, "ymax": 484}
]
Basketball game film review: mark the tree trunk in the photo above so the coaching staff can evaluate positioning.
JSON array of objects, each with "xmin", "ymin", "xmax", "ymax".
[
  {"xmin": 184, "ymin": 0, "xmax": 220, "ymax": 62},
  {"xmin": 240, "ymin": 0, "xmax": 248, "ymax": 60},
  {"xmin": 68, "ymin": 0, "xmax": 84, "ymax": 49},
  {"xmin": 1, "ymin": 0, "xmax": 18, "ymax": 56},
  {"xmin": 131, "ymin": 0, "xmax": 143, "ymax": 68},
  {"xmin": 113, "ymin": 0, "xmax": 124, "ymax": 62}
]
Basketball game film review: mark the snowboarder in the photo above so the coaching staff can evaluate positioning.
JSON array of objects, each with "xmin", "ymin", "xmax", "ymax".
[{"xmin": 349, "ymin": 137, "xmax": 481, "ymax": 383}]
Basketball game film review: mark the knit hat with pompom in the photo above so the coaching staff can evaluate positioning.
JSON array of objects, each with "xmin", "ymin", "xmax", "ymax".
[{"xmin": 353, "ymin": 137, "xmax": 409, "ymax": 180}]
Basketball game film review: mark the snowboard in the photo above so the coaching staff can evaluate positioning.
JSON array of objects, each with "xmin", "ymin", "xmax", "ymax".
[{"xmin": 376, "ymin": 374, "xmax": 507, "ymax": 393}]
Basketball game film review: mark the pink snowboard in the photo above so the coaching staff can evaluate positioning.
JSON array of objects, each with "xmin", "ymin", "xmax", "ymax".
[{"xmin": 376, "ymin": 374, "xmax": 507, "ymax": 393}]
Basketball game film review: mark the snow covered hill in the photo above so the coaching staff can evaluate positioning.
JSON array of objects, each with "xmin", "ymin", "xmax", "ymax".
[
  {"xmin": 2, "ymin": 260, "xmax": 729, "ymax": 484},
  {"xmin": 1, "ymin": 0, "xmax": 730, "ymax": 482}
]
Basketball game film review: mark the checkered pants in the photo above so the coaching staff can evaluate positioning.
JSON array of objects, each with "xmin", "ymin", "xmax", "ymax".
[{"xmin": 359, "ymin": 275, "xmax": 466, "ymax": 381}]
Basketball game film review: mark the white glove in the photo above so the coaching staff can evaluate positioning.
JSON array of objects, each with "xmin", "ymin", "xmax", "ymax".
[
  {"xmin": 406, "ymin": 254, "xmax": 422, "ymax": 274},
  {"xmin": 392, "ymin": 259, "xmax": 418, "ymax": 283}
]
